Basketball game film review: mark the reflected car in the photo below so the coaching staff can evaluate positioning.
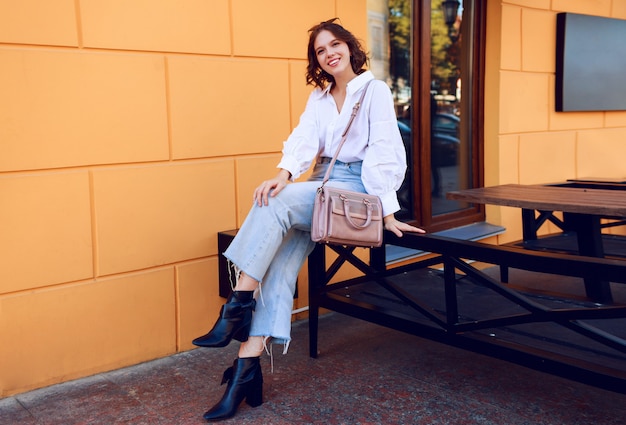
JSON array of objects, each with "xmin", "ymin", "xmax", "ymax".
[
  {"xmin": 397, "ymin": 120, "xmax": 459, "ymax": 167},
  {"xmin": 432, "ymin": 113, "xmax": 460, "ymax": 138}
]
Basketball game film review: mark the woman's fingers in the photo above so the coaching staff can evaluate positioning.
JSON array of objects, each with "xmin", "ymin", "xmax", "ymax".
[
  {"xmin": 253, "ymin": 179, "xmax": 286, "ymax": 206},
  {"xmin": 385, "ymin": 219, "xmax": 426, "ymax": 237}
]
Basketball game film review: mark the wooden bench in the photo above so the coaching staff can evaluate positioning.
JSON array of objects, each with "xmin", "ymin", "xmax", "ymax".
[{"xmin": 307, "ymin": 232, "xmax": 626, "ymax": 393}]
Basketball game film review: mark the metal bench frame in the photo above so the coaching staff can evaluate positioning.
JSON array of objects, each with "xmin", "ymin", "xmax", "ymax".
[{"xmin": 307, "ymin": 232, "xmax": 626, "ymax": 393}]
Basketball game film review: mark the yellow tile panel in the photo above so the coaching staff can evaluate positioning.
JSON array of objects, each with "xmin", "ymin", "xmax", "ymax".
[
  {"xmin": 498, "ymin": 134, "xmax": 520, "ymax": 184},
  {"xmin": 93, "ymin": 161, "xmax": 236, "ymax": 276},
  {"xmin": 518, "ymin": 131, "xmax": 576, "ymax": 185},
  {"xmin": 0, "ymin": 269, "xmax": 176, "ymax": 396},
  {"xmin": 337, "ymin": 0, "xmax": 368, "ymax": 41},
  {"xmin": 168, "ymin": 57, "xmax": 291, "ymax": 159},
  {"xmin": 231, "ymin": 0, "xmax": 334, "ymax": 58},
  {"xmin": 0, "ymin": 49, "xmax": 168, "ymax": 172},
  {"xmin": 503, "ymin": 0, "xmax": 550, "ymax": 9},
  {"xmin": 614, "ymin": 1, "xmax": 626, "ymax": 19},
  {"xmin": 521, "ymin": 9, "xmax": 555, "ymax": 72},
  {"xmin": 293, "ymin": 260, "xmax": 310, "ymax": 316},
  {"xmin": 576, "ymin": 128, "xmax": 626, "ymax": 179},
  {"xmin": 80, "ymin": 0, "xmax": 230, "ymax": 54},
  {"xmin": 0, "ymin": 0, "xmax": 77, "ymax": 46},
  {"xmin": 550, "ymin": 112, "xmax": 604, "ymax": 131},
  {"xmin": 499, "ymin": 71, "xmax": 550, "ymax": 134},
  {"xmin": 0, "ymin": 172, "xmax": 93, "ymax": 293},
  {"xmin": 177, "ymin": 258, "xmax": 221, "ymax": 351},
  {"xmin": 605, "ymin": 111, "xmax": 626, "ymax": 128},
  {"xmin": 552, "ymin": 0, "xmax": 611, "ymax": 16},
  {"xmin": 289, "ymin": 60, "xmax": 312, "ymax": 129},
  {"xmin": 492, "ymin": 206, "xmax": 524, "ymax": 244},
  {"xmin": 500, "ymin": 5, "xmax": 521, "ymax": 71},
  {"xmin": 606, "ymin": 221, "xmax": 626, "ymax": 236},
  {"xmin": 234, "ymin": 155, "xmax": 283, "ymax": 226}
]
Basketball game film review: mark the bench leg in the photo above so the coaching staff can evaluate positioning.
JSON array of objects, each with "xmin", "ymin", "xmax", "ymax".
[
  {"xmin": 307, "ymin": 244, "xmax": 325, "ymax": 358},
  {"xmin": 308, "ymin": 301, "xmax": 319, "ymax": 358},
  {"xmin": 500, "ymin": 265, "xmax": 509, "ymax": 283}
]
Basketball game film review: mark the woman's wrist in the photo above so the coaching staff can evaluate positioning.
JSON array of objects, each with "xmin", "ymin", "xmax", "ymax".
[
  {"xmin": 383, "ymin": 214, "xmax": 396, "ymax": 225},
  {"xmin": 277, "ymin": 168, "xmax": 291, "ymax": 181}
]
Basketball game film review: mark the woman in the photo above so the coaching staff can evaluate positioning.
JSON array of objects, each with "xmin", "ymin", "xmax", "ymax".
[{"xmin": 193, "ymin": 18, "xmax": 425, "ymax": 422}]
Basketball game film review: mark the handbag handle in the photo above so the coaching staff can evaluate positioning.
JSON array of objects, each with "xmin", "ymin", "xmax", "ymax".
[
  {"xmin": 341, "ymin": 194, "xmax": 374, "ymax": 229},
  {"xmin": 320, "ymin": 80, "xmax": 373, "ymax": 187}
]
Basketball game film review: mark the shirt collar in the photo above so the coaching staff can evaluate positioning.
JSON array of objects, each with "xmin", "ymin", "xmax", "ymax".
[{"xmin": 347, "ymin": 71, "xmax": 375, "ymax": 95}]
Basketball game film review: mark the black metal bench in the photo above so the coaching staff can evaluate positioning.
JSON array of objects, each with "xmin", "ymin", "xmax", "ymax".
[{"xmin": 307, "ymin": 232, "xmax": 626, "ymax": 393}]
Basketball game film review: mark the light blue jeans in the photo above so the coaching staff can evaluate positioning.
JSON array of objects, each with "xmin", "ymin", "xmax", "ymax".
[{"xmin": 223, "ymin": 159, "xmax": 366, "ymax": 349}]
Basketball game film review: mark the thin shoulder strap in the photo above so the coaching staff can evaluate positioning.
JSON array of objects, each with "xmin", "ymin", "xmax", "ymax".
[{"xmin": 321, "ymin": 80, "xmax": 373, "ymax": 186}]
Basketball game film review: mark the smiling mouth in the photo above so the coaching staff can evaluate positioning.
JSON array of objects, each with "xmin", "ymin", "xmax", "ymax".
[{"xmin": 328, "ymin": 58, "xmax": 340, "ymax": 67}]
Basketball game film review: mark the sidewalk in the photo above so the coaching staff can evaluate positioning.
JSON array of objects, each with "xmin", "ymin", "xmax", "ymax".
[{"xmin": 1, "ymin": 312, "xmax": 625, "ymax": 424}]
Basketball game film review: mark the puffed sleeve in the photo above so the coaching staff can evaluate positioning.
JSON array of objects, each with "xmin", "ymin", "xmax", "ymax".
[
  {"xmin": 361, "ymin": 81, "xmax": 407, "ymax": 216},
  {"xmin": 276, "ymin": 90, "xmax": 322, "ymax": 181}
]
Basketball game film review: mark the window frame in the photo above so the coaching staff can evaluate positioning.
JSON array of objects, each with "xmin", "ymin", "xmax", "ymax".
[{"xmin": 408, "ymin": 0, "xmax": 487, "ymax": 232}]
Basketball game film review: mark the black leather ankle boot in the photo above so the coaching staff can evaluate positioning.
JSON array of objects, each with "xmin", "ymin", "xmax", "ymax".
[
  {"xmin": 193, "ymin": 291, "xmax": 256, "ymax": 347},
  {"xmin": 203, "ymin": 357, "xmax": 263, "ymax": 422}
]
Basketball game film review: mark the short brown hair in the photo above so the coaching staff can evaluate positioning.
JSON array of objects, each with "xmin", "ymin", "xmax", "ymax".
[{"xmin": 306, "ymin": 18, "xmax": 369, "ymax": 89}]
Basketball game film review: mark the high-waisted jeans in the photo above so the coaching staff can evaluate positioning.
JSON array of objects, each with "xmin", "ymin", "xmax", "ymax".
[{"xmin": 223, "ymin": 159, "xmax": 366, "ymax": 350}]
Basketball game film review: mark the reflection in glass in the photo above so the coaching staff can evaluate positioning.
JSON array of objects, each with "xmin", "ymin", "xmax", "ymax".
[
  {"xmin": 369, "ymin": 1, "xmax": 413, "ymax": 220},
  {"xmin": 430, "ymin": 0, "xmax": 469, "ymax": 215},
  {"xmin": 368, "ymin": 0, "xmax": 473, "ymax": 221}
]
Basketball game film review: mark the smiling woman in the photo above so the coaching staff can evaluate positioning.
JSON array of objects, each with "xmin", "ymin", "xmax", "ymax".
[{"xmin": 190, "ymin": 18, "xmax": 423, "ymax": 422}]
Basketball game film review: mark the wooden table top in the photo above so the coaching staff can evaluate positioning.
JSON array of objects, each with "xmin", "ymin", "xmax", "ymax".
[{"xmin": 446, "ymin": 184, "xmax": 626, "ymax": 217}]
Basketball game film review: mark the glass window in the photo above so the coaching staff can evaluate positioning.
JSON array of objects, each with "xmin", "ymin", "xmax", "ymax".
[{"xmin": 368, "ymin": 0, "xmax": 485, "ymax": 231}]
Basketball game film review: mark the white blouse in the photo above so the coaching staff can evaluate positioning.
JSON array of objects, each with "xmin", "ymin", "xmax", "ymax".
[{"xmin": 277, "ymin": 71, "xmax": 407, "ymax": 216}]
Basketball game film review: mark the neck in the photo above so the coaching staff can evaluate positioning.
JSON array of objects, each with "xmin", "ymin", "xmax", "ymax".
[{"xmin": 332, "ymin": 71, "xmax": 359, "ymax": 94}]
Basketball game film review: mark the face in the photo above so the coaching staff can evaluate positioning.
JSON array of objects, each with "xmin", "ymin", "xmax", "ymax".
[{"xmin": 313, "ymin": 30, "xmax": 354, "ymax": 79}]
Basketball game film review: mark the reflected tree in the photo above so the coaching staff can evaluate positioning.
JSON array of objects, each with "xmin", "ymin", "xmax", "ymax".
[
  {"xmin": 389, "ymin": 0, "xmax": 411, "ymax": 99},
  {"xmin": 431, "ymin": 0, "xmax": 461, "ymax": 94}
]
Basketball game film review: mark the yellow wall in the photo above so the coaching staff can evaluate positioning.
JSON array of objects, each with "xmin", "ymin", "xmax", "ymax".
[
  {"xmin": 0, "ymin": 0, "xmax": 367, "ymax": 396},
  {"xmin": 2, "ymin": 0, "xmax": 626, "ymax": 397},
  {"xmin": 484, "ymin": 0, "xmax": 626, "ymax": 242}
]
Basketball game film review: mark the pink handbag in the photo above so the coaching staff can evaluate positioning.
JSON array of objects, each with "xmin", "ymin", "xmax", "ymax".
[{"xmin": 311, "ymin": 81, "xmax": 383, "ymax": 248}]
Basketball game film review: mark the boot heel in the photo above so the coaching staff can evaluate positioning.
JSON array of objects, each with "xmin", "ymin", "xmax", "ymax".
[
  {"xmin": 245, "ymin": 375, "xmax": 263, "ymax": 407},
  {"xmin": 232, "ymin": 323, "xmax": 251, "ymax": 342},
  {"xmin": 231, "ymin": 310, "xmax": 253, "ymax": 342}
]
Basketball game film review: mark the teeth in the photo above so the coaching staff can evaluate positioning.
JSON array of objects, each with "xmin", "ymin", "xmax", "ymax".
[{"xmin": 329, "ymin": 59, "xmax": 339, "ymax": 66}]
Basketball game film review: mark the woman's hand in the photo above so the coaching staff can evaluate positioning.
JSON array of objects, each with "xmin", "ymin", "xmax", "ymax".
[
  {"xmin": 383, "ymin": 214, "xmax": 426, "ymax": 237},
  {"xmin": 253, "ymin": 169, "xmax": 291, "ymax": 206}
]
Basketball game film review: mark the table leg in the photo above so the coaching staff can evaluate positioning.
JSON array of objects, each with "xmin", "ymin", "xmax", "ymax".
[
  {"xmin": 563, "ymin": 213, "xmax": 613, "ymax": 303},
  {"xmin": 522, "ymin": 209, "xmax": 538, "ymax": 240}
]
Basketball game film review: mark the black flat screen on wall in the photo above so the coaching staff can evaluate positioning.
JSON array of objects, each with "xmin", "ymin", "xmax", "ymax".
[{"xmin": 555, "ymin": 13, "xmax": 626, "ymax": 112}]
